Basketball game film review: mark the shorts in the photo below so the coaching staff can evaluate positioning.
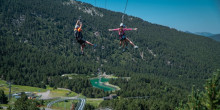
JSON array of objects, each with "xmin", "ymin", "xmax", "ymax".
[
  {"xmin": 75, "ymin": 31, "xmax": 85, "ymax": 45},
  {"xmin": 77, "ymin": 39, "xmax": 85, "ymax": 45}
]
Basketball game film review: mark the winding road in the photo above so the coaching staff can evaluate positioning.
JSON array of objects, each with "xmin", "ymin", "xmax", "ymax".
[
  {"xmin": 77, "ymin": 98, "xmax": 86, "ymax": 110},
  {"xmin": 47, "ymin": 97, "xmax": 86, "ymax": 110}
]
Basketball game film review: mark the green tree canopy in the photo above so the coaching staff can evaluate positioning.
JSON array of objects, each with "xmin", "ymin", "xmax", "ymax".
[
  {"xmin": 0, "ymin": 89, "xmax": 8, "ymax": 104},
  {"xmin": 13, "ymin": 92, "xmax": 39, "ymax": 110}
]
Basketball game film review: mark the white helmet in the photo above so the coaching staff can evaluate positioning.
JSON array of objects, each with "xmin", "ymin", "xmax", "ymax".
[{"xmin": 120, "ymin": 23, "xmax": 124, "ymax": 27}]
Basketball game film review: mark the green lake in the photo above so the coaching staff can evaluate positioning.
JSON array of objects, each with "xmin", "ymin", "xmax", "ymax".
[{"xmin": 90, "ymin": 78, "xmax": 116, "ymax": 91}]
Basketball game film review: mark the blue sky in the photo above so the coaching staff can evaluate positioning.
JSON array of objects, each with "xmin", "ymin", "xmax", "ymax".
[{"xmin": 77, "ymin": 0, "xmax": 220, "ymax": 34}]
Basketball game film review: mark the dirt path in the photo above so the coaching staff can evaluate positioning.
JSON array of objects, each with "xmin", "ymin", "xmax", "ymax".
[{"xmin": 37, "ymin": 90, "xmax": 51, "ymax": 99}]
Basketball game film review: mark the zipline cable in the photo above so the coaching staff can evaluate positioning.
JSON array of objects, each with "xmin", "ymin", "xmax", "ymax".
[
  {"xmin": 123, "ymin": 0, "xmax": 128, "ymax": 14},
  {"xmin": 122, "ymin": 0, "xmax": 128, "ymax": 23}
]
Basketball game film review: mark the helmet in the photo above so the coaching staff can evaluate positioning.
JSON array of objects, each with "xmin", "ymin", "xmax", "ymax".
[{"xmin": 120, "ymin": 23, "xmax": 124, "ymax": 27}]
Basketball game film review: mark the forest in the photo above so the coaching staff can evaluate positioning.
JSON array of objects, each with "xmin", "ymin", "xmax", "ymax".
[
  {"xmin": 100, "ymin": 70, "xmax": 220, "ymax": 110},
  {"xmin": 0, "ymin": 0, "xmax": 220, "ymax": 109}
]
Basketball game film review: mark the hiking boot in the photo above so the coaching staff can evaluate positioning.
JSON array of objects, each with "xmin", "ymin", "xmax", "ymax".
[{"xmin": 134, "ymin": 45, "xmax": 138, "ymax": 49}]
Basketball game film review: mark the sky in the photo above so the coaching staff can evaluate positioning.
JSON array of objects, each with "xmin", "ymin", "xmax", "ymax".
[{"xmin": 77, "ymin": 0, "xmax": 220, "ymax": 34}]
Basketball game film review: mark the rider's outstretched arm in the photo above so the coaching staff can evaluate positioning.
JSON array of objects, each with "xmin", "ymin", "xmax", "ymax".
[
  {"xmin": 109, "ymin": 28, "xmax": 120, "ymax": 31},
  {"xmin": 123, "ymin": 28, "xmax": 138, "ymax": 31},
  {"xmin": 75, "ymin": 20, "xmax": 80, "ymax": 26},
  {"xmin": 79, "ymin": 21, "xmax": 82, "ymax": 28},
  {"xmin": 76, "ymin": 21, "xmax": 82, "ymax": 32}
]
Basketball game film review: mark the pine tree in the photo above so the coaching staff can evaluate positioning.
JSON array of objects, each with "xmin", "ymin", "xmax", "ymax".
[
  {"xmin": 7, "ymin": 106, "xmax": 12, "ymax": 110},
  {"xmin": 202, "ymin": 69, "xmax": 220, "ymax": 110},
  {"xmin": 0, "ymin": 90, "xmax": 8, "ymax": 104},
  {"xmin": 176, "ymin": 70, "xmax": 220, "ymax": 110},
  {"xmin": 13, "ymin": 92, "xmax": 40, "ymax": 110},
  {"xmin": 184, "ymin": 86, "xmax": 204, "ymax": 110}
]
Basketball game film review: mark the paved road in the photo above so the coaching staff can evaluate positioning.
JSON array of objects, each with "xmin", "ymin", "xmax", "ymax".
[
  {"xmin": 87, "ymin": 98, "xmax": 103, "ymax": 101},
  {"xmin": 77, "ymin": 98, "xmax": 86, "ymax": 110}
]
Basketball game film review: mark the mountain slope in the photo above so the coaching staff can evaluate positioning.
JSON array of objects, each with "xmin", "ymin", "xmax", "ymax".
[
  {"xmin": 1, "ymin": 0, "xmax": 220, "ymax": 109},
  {"xmin": 210, "ymin": 34, "xmax": 220, "ymax": 42},
  {"xmin": 1, "ymin": 0, "xmax": 220, "ymax": 87},
  {"xmin": 0, "ymin": 0, "xmax": 220, "ymax": 95},
  {"xmin": 194, "ymin": 32, "xmax": 214, "ymax": 37}
]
